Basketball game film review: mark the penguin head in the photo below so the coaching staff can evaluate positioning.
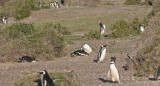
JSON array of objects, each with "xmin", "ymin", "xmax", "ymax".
[
  {"xmin": 99, "ymin": 21, "xmax": 102, "ymax": 25},
  {"xmin": 102, "ymin": 45, "xmax": 107, "ymax": 48},
  {"xmin": 140, "ymin": 24, "xmax": 144, "ymax": 27},
  {"xmin": 39, "ymin": 70, "xmax": 48, "ymax": 75},
  {"xmin": 111, "ymin": 56, "xmax": 116, "ymax": 62}
]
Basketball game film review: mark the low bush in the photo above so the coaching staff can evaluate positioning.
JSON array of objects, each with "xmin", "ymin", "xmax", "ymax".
[
  {"xmin": 4, "ymin": 23, "xmax": 35, "ymax": 39},
  {"xmin": 108, "ymin": 20, "xmax": 140, "ymax": 38},
  {"xmin": 84, "ymin": 30, "xmax": 101, "ymax": 39},
  {"xmin": 125, "ymin": 0, "xmax": 141, "ymax": 5},
  {"xmin": 108, "ymin": 17, "xmax": 149, "ymax": 38},
  {"xmin": 0, "ymin": 22, "xmax": 70, "ymax": 62},
  {"xmin": 65, "ymin": 0, "xmax": 101, "ymax": 7}
]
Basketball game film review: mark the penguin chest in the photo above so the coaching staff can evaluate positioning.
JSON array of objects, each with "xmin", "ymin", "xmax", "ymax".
[
  {"xmin": 99, "ymin": 48, "xmax": 106, "ymax": 62},
  {"xmin": 110, "ymin": 65, "xmax": 119, "ymax": 80},
  {"xmin": 140, "ymin": 26, "xmax": 145, "ymax": 32},
  {"xmin": 100, "ymin": 27, "xmax": 105, "ymax": 34}
]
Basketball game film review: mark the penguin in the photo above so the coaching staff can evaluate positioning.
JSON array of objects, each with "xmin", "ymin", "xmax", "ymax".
[
  {"xmin": 157, "ymin": 66, "xmax": 160, "ymax": 80},
  {"xmin": 70, "ymin": 49, "xmax": 89, "ymax": 57},
  {"xmin": 99, "ymin": 21, "xmax": 106, "ymax": 34},
  {"xmin": 81, "ymin": 43, "xmax": 92, "ymax": 54},
  {"xmin": 49, "ymin": 2, "xmax": 54, "ymax": 8},
  {"xmin": 39, "ymin": 70, "xmax": 55, "ymax": 86},
  {"xmin": 140, "ymin": 24, "xmax": 145, "ymax": 32},
  {"xmin": 54, "ymin": 1, "xmax": 60, "ymax": 8},
  {"xmin": 110, "ymin": 61, "xmax": 120, "ymax": 83},
  {"xmin": 38, "ymin": 0, "xmax": 42, "ymax": 7},
  {"xmin": 97, "ymin": 45, "xmax": 107, "ymax": 63},
  {"xmin": 18, "ymin": 56, "xmax": 36, "ymax": 63},
  {"xmin": 1, "ymin": 16, "xmax": 7, "ymax": 24},
  {"xmin": 124, "ymin": 54, "xmax": 137, "ymax": 70}
]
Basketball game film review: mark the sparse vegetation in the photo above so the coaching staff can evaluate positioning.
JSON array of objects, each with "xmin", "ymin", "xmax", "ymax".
[
  {"xmin": 0, "ymin": 22, "xmax": 71, "ymax": 62},
  {"xmin": 15, "ymin": 72, "xmax": 77, "ymax": 86},
  {"xmin": 0, "ymin": 0, "xmax": 50, "ymax": 20},
  {"xmin": 65, "ymin": 0, "xmax": 101, "ymax": 7},
  {"xmin": 125, "ymin": 0, "xmax": 141, "ymax": 5},
  {"xmin": 83, "ymin": 30, "xmax": 101, "ymax": 40}
]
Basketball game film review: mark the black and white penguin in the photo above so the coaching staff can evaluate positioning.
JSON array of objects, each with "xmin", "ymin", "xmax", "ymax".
[
  {"xmin": 70, "ymin": 49, "xmax": 89, "ymax": 57},
  {"xmin": 99, "ymin": 21, "xmax": 106, "ymax": 34},
  {"xmin": 54, "ymin": 1, "xmax": 60, "ymax": 8},
  {"xmin": 38, "ymin": 0, "xmax": 42, "ymax": 7},
  {"xmin": 157, "ymin": 66, "xmax": 160, "ymax": 80},
  {"xmin": 124, "ymin": 53, "xmax": 137, "ymax": 70},
  {"xmin": 140, "ymin": 24, "xmax": 145, "ymax": 32},
  {"xmin": 110, "ymin": 61, "xmax": 120, "ymax": 83},
  {"xmin": 39, "ymin": 70, "xmax": 55, "ymax": 86},
  {"xmin": 97, "ymin": 45, "xmax": 107, "ymax": 63},
  {"xmin": 18, "ymin": 56, "xmax": 36, "ymax": 63},
  {"xmin": 1, "ymin": 16, "xmax": 7, "ymax": 24}
]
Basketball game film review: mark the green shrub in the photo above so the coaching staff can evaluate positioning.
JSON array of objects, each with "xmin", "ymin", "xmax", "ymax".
[
  {"xmin": 5, "ymin": 23, "xmax": 35, "ymax": 39},
  {"xmin": 108, "ymin": 20, "xmax": 140, "ymax": 38},
  {"xmin": 84, "ymin": 30, "xmax": 101, "ymax": 39},
  {"xmin": 125, "ymin": 0, "xmax": 141, "ymax": 5}
]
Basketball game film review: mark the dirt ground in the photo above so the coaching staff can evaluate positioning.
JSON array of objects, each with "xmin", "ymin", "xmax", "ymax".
[{"xmin": 1, "ymin": 0, "xmax": 160, "ymax": 86}]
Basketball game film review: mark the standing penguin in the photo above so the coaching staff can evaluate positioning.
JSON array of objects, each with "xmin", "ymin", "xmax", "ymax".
[
  {"xmin": 140, "ymin": 24, "xmax": 145, "ymax": 32},
  {"xmin": 99, "ymin": 21, "xmax": 106, "ymax": 34},
  {"xmin": 38, "ymin": 0, "xmax": 42, "ymax": 7},
  {"xmin": 110, "ymin": 61, "xmax": 120, "ymax": 83},
  {"xmin": 39, "ymin": 70, "xmax": 55, "ymax": 86},
  {"xmin": 97, "ymin": 45, "xmax": 107, "ymax": 63},
  {"xmin": 1, "ymin": 16, "xmax": 7, "ymax": 24}
]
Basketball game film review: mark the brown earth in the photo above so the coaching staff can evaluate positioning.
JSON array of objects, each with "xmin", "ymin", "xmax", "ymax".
[{"xmin": 1, "ymin": 0, "xmax": 160, "ymax": 86}]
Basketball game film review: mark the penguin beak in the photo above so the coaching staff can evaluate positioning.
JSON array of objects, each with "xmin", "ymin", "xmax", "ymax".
[
  {"xmin": 38, "ymin": 72, "xmax": 43, "ymax": 74},
  {"xmin": 103, "ymin": 45, "xmax": 107, "ymax": 47}
]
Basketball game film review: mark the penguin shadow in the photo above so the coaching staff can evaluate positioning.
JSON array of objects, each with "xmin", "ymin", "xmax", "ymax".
[
  {"xmin": 34, "ymin": 79, "xmax": 41, "ymax": 86},
  {"xmin": 98, "ymin": 78, "xmax": 112, "ymax": 83},
  {"xmin": 104, "ymin": 35, "xmax": 108, "ymax": 37},
  {"xmin": 122, "ymin": 66, "xmax": 128, "ymax": 70},
  {"xmin": 93, "ymin": 60, "xmax": 98, "ymax": 63},
  {"xmin": 148, "ymin": 78, "xmax": 158, "ymax": 81}
]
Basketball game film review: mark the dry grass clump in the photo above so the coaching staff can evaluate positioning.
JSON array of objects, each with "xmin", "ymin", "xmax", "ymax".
[{"xmin": 65, "ymin": 0, "xmax": 101, "ymax": 7}]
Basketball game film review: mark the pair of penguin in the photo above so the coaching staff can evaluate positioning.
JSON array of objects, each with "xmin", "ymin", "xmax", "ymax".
[{"xmin": 70, "ymin": 43, "xmax": 92, "ymax": 57}]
